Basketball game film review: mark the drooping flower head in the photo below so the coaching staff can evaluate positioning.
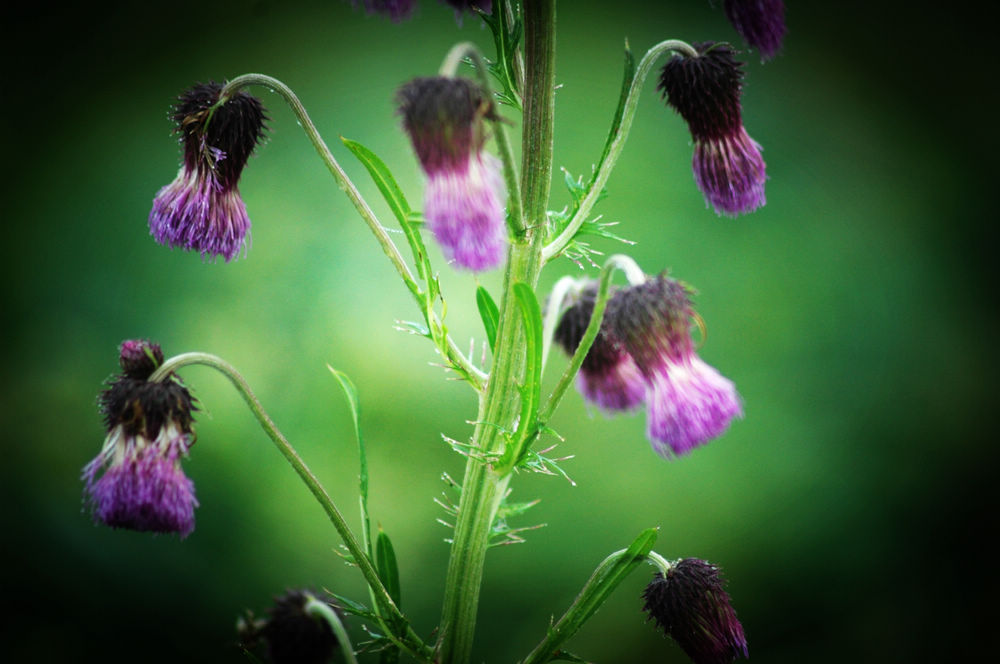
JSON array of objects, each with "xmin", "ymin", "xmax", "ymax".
[
  {"xmin": 643, "ymin": 559, "xmax": 748, "ymax": 664},
  {"xmin": 397, "ymin": 76, "xmax": 507, "ymax": 271},
  {"xmin": 82, "ymin": 340, "xmax": 199, "ymax": 537},
  {"xmin": 658, "ymin": 42, "xmax": 766, "ymax": 217},
  {"xmin": 261, "ymin": 590, "xmax": 341, "ymax": 664},
  {"xmin": 722, "ymin": 0, "xmax": 786, "ymax": 61},
  {"xmin": 351, "ymin": 0, "xmax": 417, "ymax": 21},
  {"xmin": 149, "ymin": 82, "xmax": 267, "ymax": 262},
  {"xmin": 553, "ymin": 282, "xmax": 646, "ymax": 412},
  {"xmin": 606, "ymin": 274, "xmax": 742, "ymax": 457}
]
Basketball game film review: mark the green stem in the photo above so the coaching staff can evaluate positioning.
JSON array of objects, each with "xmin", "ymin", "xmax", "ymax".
[
  {"xmin": 148, "ymin": 353, "xmax": 433, "ymax": 663},
  {"xmin": 437, "ymin": 2, "xmax": 557, "ymax": 662},
  {"xmin": 306, "ymin": 596, "xmax": 360, "ymax": 664},
  {"xmin": 439, "ymin": 42, "xmax": 524, "ymax": 235},
  {"xmin": 541, "ymin": 39, "xmax": 697, "ymax": 262},
  {"xmin": 220, "ymin": 74, "xmax": 484, "ymax": 392}
]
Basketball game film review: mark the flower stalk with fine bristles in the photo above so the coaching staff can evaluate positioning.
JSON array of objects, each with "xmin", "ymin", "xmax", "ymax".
[{"xmin": 658, "ymin": 42, "xmax": 766, "ymax": 217}]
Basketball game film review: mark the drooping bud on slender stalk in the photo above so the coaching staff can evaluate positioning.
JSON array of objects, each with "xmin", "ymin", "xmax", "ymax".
[
  {"xmin": 149, "ymin": 82, "xmax": 267, "ymax": 261},
  {"xmin": 643, "ymin": 558, "xmax": 748, "ymax": 664},
  {"xmin": 658, "ymin": 42, "xmax": 766, "ymax": 217},
  {"xmin": 81, "ymin": 340, "xmax": 199, "ymax": 537},
  {"xmin": 397, "ymin": 76, "xmax": 507, "ymax": 271},
  {"xmin": 606, "ymin": 274, "xmax": 742, "ymax": 457},
  {"xmin": 722, "ymin": 0, "xmax": 786, "ymax": 61},
  {"xmin": 553, "ymin": 282, "xmax": 646, "ymax": 411}
]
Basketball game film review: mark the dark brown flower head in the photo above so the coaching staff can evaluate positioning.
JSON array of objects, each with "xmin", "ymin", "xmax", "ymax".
[
  {"xmin": 173, "ymin": 81, "xmax": 268, "ymax": 190},
  {"xmin": 658, "ymin": 42, "xmax": 745, "ymax": 142},
  {"xmin": 262, "ymin": 590, "xmax": 341, "ymax": 664},
  {"xmin": 396, "ymin": 76, "xmax": 496, "ymax": 173},
  {"xmin": 643, "ymin": 559, "xmax": 748, "ymax": 664},
  {"xmin": 723, "ymin": 0, "xmax": 786, "ymax": 61}
]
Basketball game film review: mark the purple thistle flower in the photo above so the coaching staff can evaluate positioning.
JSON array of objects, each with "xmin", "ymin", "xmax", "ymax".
[
  {"xmin": 397, "ymin": 76, "xmax": 507, "ymax": 271},
  {"xmin": 643, "ymin": 559, "xmax": 748, "ymax": 664},
  {"xmin": 82, "ymin": 340, "xmax": 199, "ymax": 538},
  {"xmin": 723, "ymin": 0, "xmax": 786, "ymax": 61},
  {"xmin": 658, "ymin": 42, "xmax": 766, "ymax": 217},
  {"xmin": 149, "ymin": 82, "xmax": 267, "ymax": 262},
  {"xmin": 553, "ymin": 283, "xmax": 646, "ymax": 412},
  {"xmin": 260, "ymin": 590, "xmax": 342, "ymax": 664},
  {"xmin": 606, "ymin": 275, "xmax": 742, "ymax": 457},
  {"xmin": 352, "ymin": 0, "xmax": 417, "ymax": 22}
]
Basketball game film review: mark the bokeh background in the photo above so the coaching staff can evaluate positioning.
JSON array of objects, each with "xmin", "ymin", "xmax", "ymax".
[{"xmin": 3, "ymin": 1, "xmax": 994, "ymax": 662}]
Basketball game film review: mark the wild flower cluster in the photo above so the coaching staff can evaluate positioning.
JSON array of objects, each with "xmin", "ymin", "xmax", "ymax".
[{"xmin": 84, "ymin": 2, "xmax": 786, "ymax": 662}]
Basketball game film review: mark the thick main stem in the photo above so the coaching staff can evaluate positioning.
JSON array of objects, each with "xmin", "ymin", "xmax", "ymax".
[{"xmin": 437, "ymin": 2, "xmax": 556, "ymax": 662}]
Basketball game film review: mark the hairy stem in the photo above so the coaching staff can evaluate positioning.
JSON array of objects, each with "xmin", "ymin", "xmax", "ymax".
[{"xmin": 437, "ymin": 2, "xmax": 557, "ymax": 662}]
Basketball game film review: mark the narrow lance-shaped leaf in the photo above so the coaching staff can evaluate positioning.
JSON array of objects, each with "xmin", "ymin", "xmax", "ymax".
[
  {"xmin": 328, "ymin": 366, "xmax": 372, "ymax": 557},
  {"xmin": 497, "ymin": 283, "xmax": 544, "ymax": 472},
  {"xmin": 476, "ymin": 286, "xmax": 500, "ymax": 353},
  {"xmin": 342, "ymin": 137, "xmax": 431, "ymax": 284}
]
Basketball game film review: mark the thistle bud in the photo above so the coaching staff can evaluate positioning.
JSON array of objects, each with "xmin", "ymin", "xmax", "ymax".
[
  {"xmin": 149, "ymin": 81, "xmax": 267, "ymax": 261},
  {"xmin": 606, "ymin": 275, "xmax": 741, "ymax": 457},
  {"xmin": 397, "ymin": 76, "xmax": 507, "ymax": 271},
  {"xmin": 658, "ymin": 43, "xmax": 766, "ymax": 217},
  {"xmin": 643, "ymin": 559, "xmax": 748, "ymax": 664},
  {"xmin": 82, "ymin": 341, "xmax": 199, "ymax": 537}
]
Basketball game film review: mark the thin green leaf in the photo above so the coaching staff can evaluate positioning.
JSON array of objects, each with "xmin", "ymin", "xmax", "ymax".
[
  {"xmin": 593, "ymin": 43, "xmax": 637, "ymax": 184},
  {"xmin": 375, "ymin": 528, "xmax": 402, "ymax": 608},
  {"xmin": 475, "ymin": 286, "xmax": 501, "ymax": 353},
  {"xmin": 342, "ymin": 137, "xmax": 431, "ymax": 283},
  {"xmin": 496, "ymin": 283, "xmax": 544, "ymax": 473},
  {"xmin": 328, "ymin": 367, "xmax": 366, "ymax": 503},
  {"xmin": 341, "ymin": 138, "xmax": 412, "ymax": 226}
]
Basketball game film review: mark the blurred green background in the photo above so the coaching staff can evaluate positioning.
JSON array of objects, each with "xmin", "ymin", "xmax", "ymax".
[{"xmin": 2, "ymin": 1, "xmax": 994, "ymax": 662}]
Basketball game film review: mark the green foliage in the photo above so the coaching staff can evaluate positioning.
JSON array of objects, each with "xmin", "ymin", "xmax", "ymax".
[{"xmin": 475, "ymin": 286, "xmax": 501, "ymax": 354}]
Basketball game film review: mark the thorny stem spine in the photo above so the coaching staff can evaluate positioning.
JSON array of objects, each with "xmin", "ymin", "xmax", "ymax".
[
  {"xmin": 542, "ymin": 39, "xmax": 697, "ymax": 262},
  {"xmin": 148, "ymin": 353, "xmax": 433, "ymax": 663},
  {"xmin": 220, "ymin": 74, "xmax": 485, "ymax": 392},
  {"xmin": 437, "ymin": 2, "xmax": 556, "ymax": 663}
]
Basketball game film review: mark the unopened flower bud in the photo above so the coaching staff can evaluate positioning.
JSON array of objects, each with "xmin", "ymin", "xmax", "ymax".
[
  {"xmin": 643, "ymin": 558, "xmax": 748, "ymax": 664},
  {"xmin": 261, "ymin": 590, "xmax": 341, "ymax": 664},
  {"xmin": 723, "ymin": 0, "xmax": 786, "ymax": 61}
]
